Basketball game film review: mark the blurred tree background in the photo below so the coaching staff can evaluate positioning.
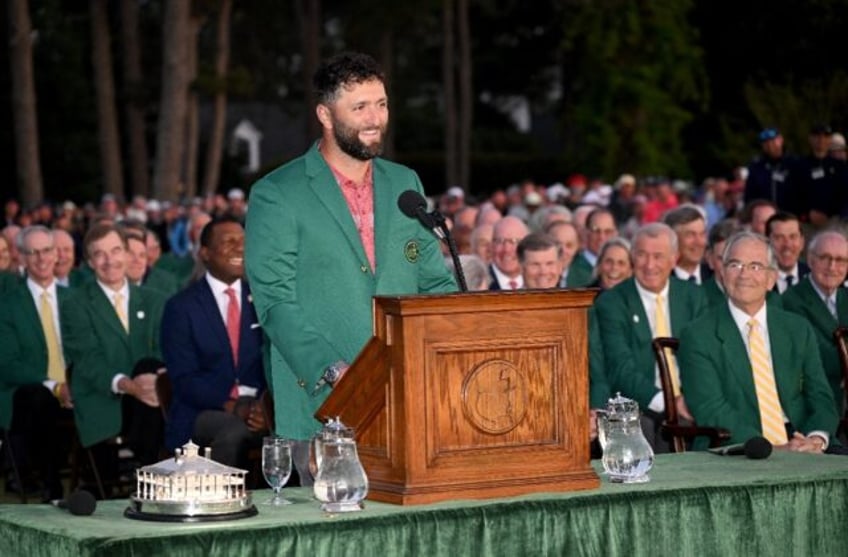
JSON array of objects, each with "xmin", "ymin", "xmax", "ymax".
[{"xmin": 3, "ymin": 0, "xmax": 848, "ymax": 205}]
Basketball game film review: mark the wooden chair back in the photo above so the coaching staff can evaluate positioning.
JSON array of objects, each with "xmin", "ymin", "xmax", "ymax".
[{"xmin": 651, "ymin": 336, "xmax": 731, "ymax": 452}]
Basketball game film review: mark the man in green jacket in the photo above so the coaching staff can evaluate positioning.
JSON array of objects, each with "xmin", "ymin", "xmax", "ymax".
[
  {"xmin": 782, "ymin": 230, "xmax": 848, "ymax": 414},
  {"xmin": 62, "ymin": 224, "xmax": 166, "ymax": 472},
  {"xmin": 679, "ymin": 231, "xmax": 837, "ymax": 451},
  {"xmin": 245, "ymin": 52, "xmax": 456, "ymax": 484},
  {"xmin": 593, "ymin": 222, "xmax": 707, "ymax": 450},
  {"xmin": 0, "ymin": 226, "xmax": 73, "ymax": 500}
]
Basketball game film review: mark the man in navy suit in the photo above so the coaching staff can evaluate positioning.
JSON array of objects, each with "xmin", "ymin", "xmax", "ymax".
[
  {"xmin": 161, "ymin": 217, "xmax": 267, "ymax": 468},
  {"xmin": 766, "ymin": 211, "xmax": 809, "ymax": 293}
]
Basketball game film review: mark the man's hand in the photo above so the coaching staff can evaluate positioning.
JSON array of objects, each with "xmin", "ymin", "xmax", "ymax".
[
  {"xmin": 119, "ymin": 374, "xmax": 159, "ymax": 407},
  {"xmin": 675, "ymin": 395, "xmax": 694, "ymax": 422},
  {"xmin": 56, "ymin": 382, "xmax": 74, "ymax": 409},
  {"xmin": 783, "ymin": 432, "xmax": 826, "ymax": 453},
  {"xmin": 589, "ymin": 409, "xmax": 598, "ymax": 442},
  {"xmin": 246, "ymin": 400, "xmax": 268, "ymax": 433}
]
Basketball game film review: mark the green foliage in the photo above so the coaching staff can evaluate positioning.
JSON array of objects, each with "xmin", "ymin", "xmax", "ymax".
[{"xmin": 559, "ymin": 0, "xmax": 707, "ymax": 178}]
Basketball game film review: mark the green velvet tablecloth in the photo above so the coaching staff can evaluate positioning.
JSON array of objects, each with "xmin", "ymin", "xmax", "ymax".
[{"xmin": 1, "ymin": 452, "xmax": 846, "ymax": 557}]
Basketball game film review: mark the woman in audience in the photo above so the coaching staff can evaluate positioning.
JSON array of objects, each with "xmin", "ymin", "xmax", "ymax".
[{"xmin": 590, "ymin": 237, "xmax": 632, "ymax": 290}]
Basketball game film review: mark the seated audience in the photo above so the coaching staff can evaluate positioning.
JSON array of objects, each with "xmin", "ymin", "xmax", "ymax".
[
  {"xmin": 0, "ymin": 226, "xmax": 73, "ymax": 500},
  {"xmin": 678, "ymin": 231, "xmax": 838, "ymax": 452},
  {"xmin": 782, "ymin": 230, "xmax": 848, "ymax": 414},
  {"xmin": 161, "ymin": 217, "xmax": 267, "ymax": 468},
  {"xmin": 594, "ymin": 223, "xmax": 707, "ymax": 450}
]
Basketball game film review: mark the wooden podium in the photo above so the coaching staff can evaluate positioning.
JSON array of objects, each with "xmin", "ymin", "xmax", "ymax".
[{"xmin": 316, "ymin": 289, "xmax": 600, "ymax": 505}]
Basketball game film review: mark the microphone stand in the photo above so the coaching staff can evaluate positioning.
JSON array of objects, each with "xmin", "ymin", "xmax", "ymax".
[{"xmin": 430, "ymin": 211, "xmax": 468, "ymax": 292}]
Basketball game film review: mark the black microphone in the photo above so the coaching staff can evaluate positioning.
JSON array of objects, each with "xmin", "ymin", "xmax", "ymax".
[
  {"xmin": 397, "ymin": 190, "xmax": 468, "ymax": 292},
  {"xmin": 52, "ymin": 489, "xmax": 97, "ymax": 516},
  {"xmin": 708, "ymin": 436, "xmax": 772, "ymax": 459},
  {"xmin": 397, "ymin": 190, "xmax": 444, "ymax": 240}
]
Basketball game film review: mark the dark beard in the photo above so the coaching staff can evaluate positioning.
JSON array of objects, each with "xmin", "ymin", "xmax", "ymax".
[{"xmin": 333, "ymin": 120, "xmax": 385, "ymax": 161}]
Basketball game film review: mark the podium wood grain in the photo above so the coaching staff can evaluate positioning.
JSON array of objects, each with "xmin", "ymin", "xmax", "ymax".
[{"xmin": 317, "ymin": 289, "xmax": 600, "ymax": 504}]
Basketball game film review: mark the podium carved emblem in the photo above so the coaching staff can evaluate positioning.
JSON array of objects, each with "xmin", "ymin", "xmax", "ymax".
[{"xmin": 461, "ymin": 359, "xmax": 528, "ymax": 434}]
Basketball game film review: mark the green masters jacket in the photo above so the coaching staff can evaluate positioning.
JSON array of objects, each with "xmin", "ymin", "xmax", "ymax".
[
  {"xmin": 567, "ymin": 254, "xmax": 594, "ymax": 287},
  {"xmin": 588, "ymin": 305, "xmax": 611, "ymax": 409},
  {"xmin": 62, "ymin": 281, "xmax": 165, "ymax": 447},
  {"xmin": 0, "ymin": 282, "xmax": 74, "ymax": 429},
  {"xmin": 140, "ymin": 266, "xmax": 180, "ymax": 298},
  {"xmin": 593, "ymin": 276, "xmax": 707, "ymax": 409},
  {"xmin": 781, "ymin": 277, "xmax": 848, "ymax": 413},
  {"xmin": 678, "ymin": 302, "xmax": 839, "ymax": 445},
  {"xmin": 245, "ymin": 142, "xmax": 458, "ymax": 440}
]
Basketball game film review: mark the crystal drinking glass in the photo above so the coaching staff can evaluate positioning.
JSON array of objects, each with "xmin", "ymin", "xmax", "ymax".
[{"xmin": 262, "ymin": 436, "xmax": 293, "ymax": 505}]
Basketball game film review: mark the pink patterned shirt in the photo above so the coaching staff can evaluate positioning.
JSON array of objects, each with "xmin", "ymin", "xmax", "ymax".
[{"xmin": 328, "ymin": 162, "xmax": 376, "ymax": 272}]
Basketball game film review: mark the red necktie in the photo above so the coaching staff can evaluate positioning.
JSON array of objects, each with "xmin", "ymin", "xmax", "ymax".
[{"xmin": 225, "ymin": 287, "xmax": 240, "ymax": 366}]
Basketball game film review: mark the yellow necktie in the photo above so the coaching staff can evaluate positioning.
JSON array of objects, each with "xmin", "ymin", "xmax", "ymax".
[
  {"xmin": 747, "ymin": 319, "xmax": 788, "ymax": 445},
  {"xmin": 114, "ymin": 292, "xmax": 129, "ymax": 332},
  {"xmin": 39, "ymin": 291, "xmax": 65, "ymax": 383},
  {"xmin": 654, "ymin": 294, "xmax": 680, "ymax": 396}
]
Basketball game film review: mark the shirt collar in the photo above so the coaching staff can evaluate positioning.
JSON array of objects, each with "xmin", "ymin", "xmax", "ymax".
[
  {"xmin": 26, "ymin": 276, "xmax": 57, "ymax": 299},
  {"xmin": 206, "ymin": 272, "xmax": 241, "ymax": 297},
  {"xmin": 634, "ymin": 278, "xmax": 670, "ymax": 303},
  {"xmin": 809, "ymin": 275, "xmax": 837, "ymax": 306},
  {"xmin": 728, "ymin": 298, "xmax": 768, "ymax": 331},
  {"xmin": 96, "ymin": 279, "xmax": 129, "ymax": 301}
]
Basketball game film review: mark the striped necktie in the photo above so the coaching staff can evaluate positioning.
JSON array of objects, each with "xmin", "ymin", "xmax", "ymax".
[
  {"xmin": 654, "ymin": 294, "xmax": 680, "ymax": 396},
  {"xmin": 747, "ymin": 319, "xmax": 788, "ymax": 445}
]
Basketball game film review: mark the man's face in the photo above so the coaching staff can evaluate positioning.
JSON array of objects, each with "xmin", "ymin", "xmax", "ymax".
[
  {"xmin": 674, "ymin": 218, "xmax": 707, "ymax": 270},
  {"xmin": 632, "ymin": 233, "xmax": 677, "ymax": 293},
  {"xmin": 808, "ymin": 234, "xmax": 848, "ymax": 295},
  {"xmin": 471, "ymin": 224, "xmax": 493, "ymax": 264},
  {"xmin": 125, "ymin": 237, "xmax": 148, "ymax": 283},
  {"xmin": 322, "ymin": 78, "xmax": 388, "ymax": 161},
  {"xmin": 586, "ymin": 212, "xmax": 617, "ymax": 256},
  {"xmin": 521, "ymin": 247, "xmax": 563, "ymax": 289},
  {"xmin": 762, "ymin": 136, "xmax": 783, "ymax": 158},
  {"xmin": 200, "ymin": 222, "xmax": 245, "ymax": 285},
  {"xmin": 53, "ymin": 232, "xmax": 75, "ymax": 279},
  {"xmin": 0, "ymin": 237, "xmax": 10, "ymax": 271},
  {"xmin": 145, "ymin": 233, "xmax": 162, "ymax": 266},
  {"xmin": 549, "ymin": 224, "xmax": 579, "ymax": 269},
  {"xmin": 768, "ymin": 219, "xmax": 803, "ymax": 272},
  {"xmin": 723, "ymin": 238, "xmax": 776, "ymax": 314},
  {"xmin": 750, "ymin": 205, "xmax": 776, "ymax": 235},
  {"xmin": 598, "ymin": 245, "xmax": 632, "ymax": 289},
  {"xmin": 492, "ymin": 218, "xmax": 529, "ymax": 277},
  {"xmin": 707, "ymin": 240, "xmax": 727, "ymax": 286},
  {"xmin": 87, "ymin": 231, "xmax": 127, "ymax": 289},
  {"xmin": 22, "ymin": 230, "xmax": 56, "ymax": 287}
]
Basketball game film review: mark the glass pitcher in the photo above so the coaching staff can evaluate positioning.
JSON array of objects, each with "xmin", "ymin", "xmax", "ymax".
[
  {"xmin": 599, "ymin": 393, "xmax": 654, "ymax": 483},
  {"xmin": 312, "ymin": 426, "xmax": 368, "ymax": 513},
  {"xmin": 309, "ymin": 417, "xmax": 354, "ymax": 479}
]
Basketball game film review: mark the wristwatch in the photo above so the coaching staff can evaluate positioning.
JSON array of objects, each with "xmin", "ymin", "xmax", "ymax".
[
  {"xmin": 311, "ymin": 360, "xmax": 348, "ymax": 396},
  {"xmin": 323, "ymin": 361, "xmax": 346, "ymax": 386}
]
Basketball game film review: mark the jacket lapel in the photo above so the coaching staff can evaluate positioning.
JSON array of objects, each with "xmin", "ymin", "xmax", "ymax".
[
  {"xmin": 20, "ymin": 287, "xmax": 47, "ymax": 354},
  {"xmin": 715, "ymin": 303, "xmax": 759, "ymax": 410},
  {"xmin": 197, "ymin": 280, "xmax": 233, "ymax": 366},
  {"xmin": 836, "ymin": 287, "xmax": 848, "ymax": 325},
  {"xmin": 372, "ymin": 160, "xmax": 393, "ymax": 281},
  {"xmin": 798, "ymin": 279, "xmax": 838, "ymax": 332},
  {"xmin": 669, "ymin": 279, "xmax": 687, "ymax": 336},
  {"xmin": 88, "ymin": 282, "xmax": 130, "ymax": 347},
  {"xmin": 622, "ymin": 279, "xmax": 652, "ymax": 344},
  {"xmin": 305, "ymin": 142, "xmax": 370, "ymax": 270},
  {"xmin": 767, "ymin": 309, "xmax": 795, "ymax": 406}
]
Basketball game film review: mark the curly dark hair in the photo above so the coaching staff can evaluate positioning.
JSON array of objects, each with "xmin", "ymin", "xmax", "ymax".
[{"xmin": 313, "ymin": 52, "xmax": 384, "ymax": 105}]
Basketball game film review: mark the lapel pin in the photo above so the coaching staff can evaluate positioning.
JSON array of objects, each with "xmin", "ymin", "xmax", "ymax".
[
  {"xmin": 247, "ymin": 294, "xmax": 253, "ymax": 304},
  {"xmin": 137, "ymin": 311, "xmax": 145, "ymax": 320},
  {"xmin": 250, "ymin": 323, "xmax": 260, "ymax": 330},
  {"xmin": 632, "ymin": 314, "xmax": 639, "ymax": 324}
]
